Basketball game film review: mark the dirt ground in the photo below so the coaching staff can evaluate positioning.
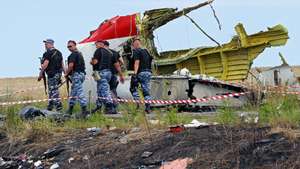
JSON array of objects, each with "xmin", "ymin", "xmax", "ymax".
[{"xmin": 1, "ymin": 125, "xmax": 300, "ymax": 169}]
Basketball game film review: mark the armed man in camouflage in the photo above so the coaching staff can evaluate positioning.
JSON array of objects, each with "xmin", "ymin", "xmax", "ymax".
[
  {"xmin": 65, "ymin": 40, "xmax": 89, "ymax": 117},
  {"xmin": 90, "ymin": 40, "xmax": 125, "ymax": 114},
  {"xmin": 130, "ymin": 38, "xmax": 153, "ymax": 114},
  {"xmin": 38, "ymin": 39, "xmax": 64, "ymax": 111}
]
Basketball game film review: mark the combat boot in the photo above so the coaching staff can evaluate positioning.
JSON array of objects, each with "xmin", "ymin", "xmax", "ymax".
[
  {"xmin": 91, "ymin": 105, "xmax": 102, "ymax": 114},
  {"xmin": 145, "ymin": 103, "xmax": 151, "ymax": 114},
  {"xmin": 81, "ymin": 106, "xmax": 90, "ymax": 118},
  {"xmin": 56, "ymin": 103, "xmax": 63, "ymax": 112},
  {"xmin": 66, "ymin": 105, "xmax": 74, "ymax": 115},
  {"xmin": 136, "ymin": 103, "xmax": 140, "ymax": 110},
  {"xmin": 104, "ymin": 105, "xmax": 118, "ymax": 114}
]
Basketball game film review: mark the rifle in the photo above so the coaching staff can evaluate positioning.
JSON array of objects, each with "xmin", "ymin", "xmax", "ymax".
[
  {"xmin": 65, "ymin": 60, "xmax": 71, "ymax": 97},
  {"xmin": 38, "ymin": 57, "xmax": 47, "ymax": 95}
]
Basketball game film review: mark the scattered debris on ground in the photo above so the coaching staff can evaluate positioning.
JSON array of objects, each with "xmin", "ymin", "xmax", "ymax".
[
  {"xmin": 19, "ymin": 106, "xmax": 70, "ymax": 121},
  {"xmin": 1, "ymin": 125, "xmax": 300, "ymax": 169}
]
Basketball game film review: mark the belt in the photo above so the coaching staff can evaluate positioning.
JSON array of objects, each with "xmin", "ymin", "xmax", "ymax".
[{"xmin": 139, "ymin": 69, "xmax": 152, "ymax": 73}]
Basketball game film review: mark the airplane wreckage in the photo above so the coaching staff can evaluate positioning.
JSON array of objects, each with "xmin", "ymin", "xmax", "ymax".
[{"xmin": 77, "ymin": 0, "xmax": 289, "ymax": 111}]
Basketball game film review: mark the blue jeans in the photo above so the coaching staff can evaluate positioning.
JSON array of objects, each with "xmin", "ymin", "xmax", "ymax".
[
  {"xmin": 96, "ymin": 69, "xmax": 114, "ymax": 111},
  {"xmin": 131, "ymin": 71, "xmax": 152, "ymax": 111},
  {"xmin": 69, "ymin": 72, "xmax": 87, "ymax": 108}
]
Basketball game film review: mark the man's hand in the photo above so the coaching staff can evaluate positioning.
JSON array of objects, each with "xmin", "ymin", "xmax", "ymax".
[
  {"xmin": 37, "ymin": 75, "xmax": 42, "ymax": 81},
  {"xmin": 130, "ymin": 74, "xmax": 139, "ymax": 94},
  {"xmin": 37, "ymin": 71, "xmax": 44, "ymax": 81}
]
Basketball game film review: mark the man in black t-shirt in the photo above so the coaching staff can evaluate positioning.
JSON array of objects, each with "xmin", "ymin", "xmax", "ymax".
[
  {"xmin": 130, "ymin": 38, "xmax": 153, "ymax": 113},
  {"xmin": 103, "ymin": 41, "xmax": 124, "ymax": 110},
  {"xmin": 90, "ymin": 40, "xmax": 124, "ymax": 114},
  {"xmin": 65, "ymin": 40, "xmax": 88, "ymax": 117},
  {"xmin": 38, "ymin": 39, "xmax": 64, "ymax": 111}
]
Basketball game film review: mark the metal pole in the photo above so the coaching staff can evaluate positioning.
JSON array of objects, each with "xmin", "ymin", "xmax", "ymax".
[{"xmin": 88, "ymin": 90, "xmax": 92, "ymax": 114}]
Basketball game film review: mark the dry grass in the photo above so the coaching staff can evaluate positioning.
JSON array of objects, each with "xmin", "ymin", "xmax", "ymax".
[
  {"xmin": 0, "ymin": 76, "xmax": 68, "ymax": 101},
  {"xmin": 270, "ymin": 127, "xmax": 300, "ymax": 141}
]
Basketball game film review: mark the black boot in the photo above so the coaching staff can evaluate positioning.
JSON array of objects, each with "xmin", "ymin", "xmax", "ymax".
[
  {"xmin": 66, "ymin": 105, "xmax": 74, "ymax": 115},
  {"xmin": 47, "ymin": 106, "xmax": 53, "ymax": 111},
  {"xmin": 81, "ymin": 106, "xmax": 90, "ymax": 118},
  {"xmin": 104, "ymin": 104, "xmax": 118, "ymax": 114},
  {"xmin": 56, "ymin": 103, "xmax": 63, "ymax": 112},
  {"xmin": 145, "ymin": 104, "xmax": 151, "ymax": 114},
  {"xmin": 91, "ymin": 105, "xmax": 102, "ymax": 114},
  {"xmin": 136, "ymin": 103, "xmax": 140, "ymax": 110}
]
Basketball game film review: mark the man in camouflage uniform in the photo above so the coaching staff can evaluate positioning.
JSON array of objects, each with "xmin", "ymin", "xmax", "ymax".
[
  {"xmin": 65, "ymin": 40, "xmax": 88, "ymax": 117},
  {"xmin": 130, "ymin": 38, "xmax": 153, "ymax": 113},
  {"xmin": 38, "ymin": 39, "xmax": 64, "ymax": 111},
  {"xmin": 91, "ymin": 40, "xmax": 124, "ymax": 114}
]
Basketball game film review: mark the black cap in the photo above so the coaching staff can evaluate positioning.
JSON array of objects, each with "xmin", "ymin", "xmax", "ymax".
[
  {"xmin": 43, "ymin": 38, "xmax": 54, "ymax": 44},
  {"xmin": 103, "ymin": 40, "xmax": 109, "ymax": 46},
  {"xmin": 95, "ymin": 40, "xmax": 105, "ymax": 44}
]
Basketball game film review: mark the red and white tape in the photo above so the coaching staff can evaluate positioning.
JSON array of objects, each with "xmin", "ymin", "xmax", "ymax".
[{"xmin": 0, "ymin": 92, "xmax": 248, "ymax": 106}]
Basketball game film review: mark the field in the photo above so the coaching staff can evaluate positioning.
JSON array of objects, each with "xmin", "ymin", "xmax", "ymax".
[
  {"xmin": 1, "ymin": 77, "xmax": 300, "ymax": 169},
  {"xmin": 0, "ymin": 77, "xmax": 68, "ymax": 101}
]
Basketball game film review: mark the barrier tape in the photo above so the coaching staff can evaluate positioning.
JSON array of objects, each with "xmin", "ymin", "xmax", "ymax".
[{"xmin": 0, "ymin": 92, "xmax": 249, "ymax": 106}]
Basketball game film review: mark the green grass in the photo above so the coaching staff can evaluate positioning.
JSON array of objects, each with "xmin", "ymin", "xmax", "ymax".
[
  {"xmin": 259, "ymin": 94, "xmax": 300, "ymax": 128},
  {"xmin": 216, "ymin": 101, "xmax": 240, "ymax": 125},
  {"xmin": 2, "ymin": 89, "xmax": 300, "ymax": 143}
]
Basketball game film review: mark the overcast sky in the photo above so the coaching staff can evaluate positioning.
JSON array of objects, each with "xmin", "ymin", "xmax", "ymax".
[{"xmin": 0, "ymin": 0, "xmax": 299, "ymax": 78}]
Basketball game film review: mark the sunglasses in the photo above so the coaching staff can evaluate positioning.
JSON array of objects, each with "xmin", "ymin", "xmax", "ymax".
[{"xmin": 67, "ymin": 46, "xmax": 73, "ymax": 48}]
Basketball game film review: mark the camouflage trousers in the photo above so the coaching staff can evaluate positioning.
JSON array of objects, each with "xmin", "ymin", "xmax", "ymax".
[
  {"xmin": 69, "ymin": 72, "xmax": 87, "ymax": 108},
  {"xmin": 96, "ymin": 69, "xmax": 115, "ymax": 112},
  {"xmin": 47, "ymin": 73, "xmax": 63, "ymax": 111},
  {"xmin": 131, "ymin": 71, "xmax": 152, "ymax": 111}
]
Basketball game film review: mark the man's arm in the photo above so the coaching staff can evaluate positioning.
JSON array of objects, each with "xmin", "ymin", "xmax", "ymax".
[
  {"xmin": 65, "ymin": 62, "xmax": 74, "ymax": 77},
  {"xmin": 134, "ymin": 60, "xmax": 140, "ymax": 75},
  {"xmin": 38, "ymin": 59, "xmax": 49, "ymax": 81},
  {"xmin": 41, "ymin": 59, "xmax": 49, "ymax": 70},
  {"xmin": 114, "ymin": 62, "xmax": 124, "ymax": 82},
  {"xmin": 118, "ymin": 56, "xmax": 124, "ymax": 66},
  {"xmin": 62, "ymin": 61, "xmax": 66, "ymax": 74},
  {"xmin": 113, "ymin": 53, "xmax": 125, "ymax": 83}
]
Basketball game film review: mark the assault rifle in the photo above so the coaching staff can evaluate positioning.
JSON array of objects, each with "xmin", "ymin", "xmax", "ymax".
[{"xmin": 38, "ymin": 57, "xmax": 47, "ymax": 95}]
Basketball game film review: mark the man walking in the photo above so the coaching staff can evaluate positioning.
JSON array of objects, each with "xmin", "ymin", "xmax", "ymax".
[
  {"xmin": 91, "ymin": 40, "xmax": 124, "ymax": 114},
  {"xmin": 90, "ymin": 41, "xmax": 102, "ymax": 113},
  {"xmin": 130, "ymin": 38, "xmax": 153, "ymax": 113},
  {"xmin": 65, "ymin": 40, "xmax": 89, "ymax": 117},
  {"xmin": 38, "ymin": 39, "xmax": 64, "ymax": 111},
  {"xmin": 104, "ymin": 41, "xmax": 124, "ymax": 110}
]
